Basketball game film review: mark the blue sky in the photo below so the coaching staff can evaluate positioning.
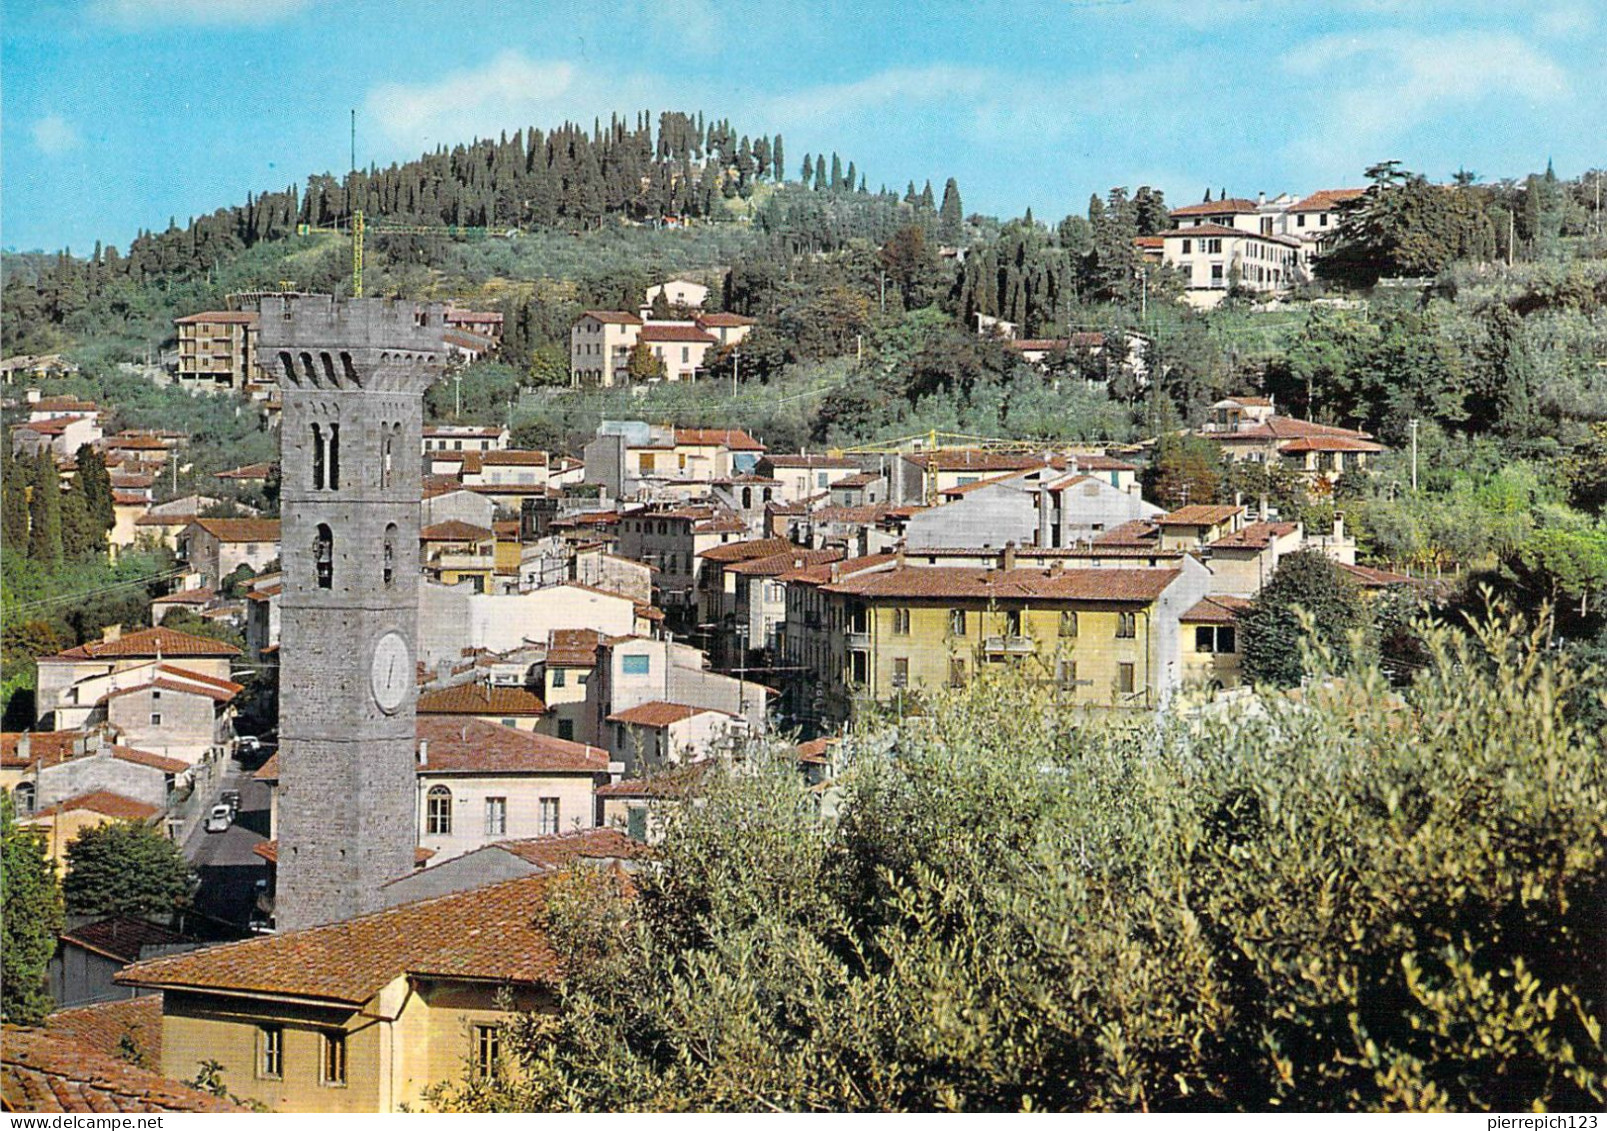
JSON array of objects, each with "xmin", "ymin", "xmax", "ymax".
[{"xmin": 4, "ymin": 0, "xmax": 1604, "ymax": 254}]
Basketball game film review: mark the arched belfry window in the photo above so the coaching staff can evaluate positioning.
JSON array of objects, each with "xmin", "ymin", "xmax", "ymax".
[
  {"xmin": 315, "ymin": 523, "xmax": 333, "ymax": 589},
  {"xmin": 311, "ymin": 424, "xmax": 325, "ymax": 490},
  {"xmin": 381, "ymin": 425, "xmax": 394, "ymax": 490},
  {"xmin": 328, "ymin": 423, "xmax": 341, "ymax": 490},
  {"xmin": 383, "ymin": 523, "xmax": 398, "ymax": 588}
]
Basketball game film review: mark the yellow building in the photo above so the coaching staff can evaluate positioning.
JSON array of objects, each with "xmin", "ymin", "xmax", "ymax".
[
  {"xmin": 814, "ymin": 556, "xmax": 1209, "ymax": 722},
  {"xmin": 20, "ymin": 791, "xmax": 162, "ymax": 869},
  {"xmin": 117, "ymin": 873, "xmax": 569, "ymax": 1113},
  {"xmin": 420, "ymin": 520, "xmax": 496, "ymax": 592},
  {"xmin": 1177, "ymin": 594, "xmax": 1250, "ymax": 695}
]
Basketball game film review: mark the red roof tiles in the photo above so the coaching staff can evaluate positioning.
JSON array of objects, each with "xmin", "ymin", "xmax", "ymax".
[
  {"xmin": 417, "ymin": 682, "xmax": 547, "ymax": 716},
  {"xmin": 186, "ymin": 517, "xmax": 281, "ymax": 543},
  {"xmin": 822, "ymin": 565, "xmax": 1182, "ymax": 603},
  {"xmin": 416, "ymin": 716, "xmax": 607, "ymax": 774},
  {"xmin": 608, "ymin": 701, "xmax": 732, "ymax": 728},
  {"xmin": 2, "ymin": 1024, "xmax": 245, "ymax": 1113}
]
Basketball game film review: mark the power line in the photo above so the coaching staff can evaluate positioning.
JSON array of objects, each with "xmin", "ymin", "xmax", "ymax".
[{"xmin": 2, "ymin": 568, "xmax": 188, "ymax": 614}]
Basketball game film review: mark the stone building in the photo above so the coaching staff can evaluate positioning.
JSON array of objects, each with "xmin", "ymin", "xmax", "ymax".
[{"xmin": 261, "ymin": 296, "xmax": 446, "ymax": 932}]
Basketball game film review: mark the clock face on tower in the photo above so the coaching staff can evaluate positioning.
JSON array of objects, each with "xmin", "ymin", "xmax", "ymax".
[{"xmin": 370, "ymin": 631, "xmax": 411, "ymax": 714}]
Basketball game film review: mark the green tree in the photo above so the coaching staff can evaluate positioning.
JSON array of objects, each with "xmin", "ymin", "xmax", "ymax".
[
  {"xmin": 1239, "ymin": 548, "xmax": 1367, "ymax": 686},
  {"xmin": 625, "ymin": 340, "xmax": 666, "ymax": 383},
  {"xmin": 1142, "ymin": 431, "xmax": 1221, "ymax": 510},
  {"xmin": 63, "ymin": 820, "xmax": 196, "ymax": 920},
  {"xmin": 27, "ymin": 451, "xmax": 63, "ymax": 567},
  {"xmin": 1518, "ymin": 519, "xmax": 1607, "ymax": 617},
  {"xmin": 938, "ymin": 177, "xmax": 964, "ymax": 244},
  {"xmin": 1316, "ymin": 162, "xmax": 1497, "ymax": 288},
  {"xmin": 2, "ymin": 791, "xmax": 64, "ymax": 1024},
  {"xmin": 429, "ymin": 610, "xmax": 1607, "ymax": 1112},
  {"xmin": 2, "ymin": 447, "xmax": 32, "ymax": 549}
]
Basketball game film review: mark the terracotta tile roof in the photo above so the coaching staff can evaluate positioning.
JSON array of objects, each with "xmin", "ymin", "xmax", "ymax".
[
  {"xmin": 777, "ymin": 552, "xmax": 898, "ymax": 586},
  {"xmin": 2, "ymin": 1024, "xmax": 246, "ymax": 1113},
  {"xmin": 174, "ymin": 310, "xmax": 257, "ymax": 325},
  {"xmin": 214, "ymin": 461, "xmax": 274, "ymax": 480},
  {"xmin": 809, "ymin": 504, "xmax": 901, "ymax": 525},
  {"xmin": 444, "ymin": 309, "xmax": 504, "ymax": 324},
  {"xmin": 794, "ymin": 737, "xmax": 833, "ymax": 765},
  {"xmin": 420, "ymin": 520, "xmax": 494, "ymax": 542},
  {"xmin": 118, "ymin": 873, "xmax": 568, "ymax": 1003},
  {"xmin": 546, "ymin": 628, "xmax": 601, "ymax": 667},
  {"xmin": 581, "ymin": 310, "xmax": 642, "ymax": 325},
  {"xmin": 939, "ymin": 471, "xmax": 1027, "ymax": 497},
  {"xmin": 698, "ymin": 536, "xmax": 794, "ymax": 563},
  {"xmin": 30, "ymin": 396, "xmax": 99, "ymax": 412},
  {"xmin": 0, "ymin": 730, "xmax": 88, "ymax": 768},
  {"xmin": 673, "ymin": 427, "xmax": 765, "ymax": 451},
  {"xmin": 47, "ymin": 995, "xmax": 165, "ymax": 1062},
  {"xmin": 493, "ymin": 827, "xmax": 651, "ymax": 867},
  {"xmin": 1169, "ymin": 197, "xmax": 1259, "ymax": 216},
  {"xmin": 101, "ymin": 665, "xmax": 243, "ymax": 705},
  {"xmin": 1161, "ymin": 504, "xmax": 1244, "ymax": 526},
  {"xmin": 1157, "ymin": 223, "xmax": 1302, "ymax": 247},
  {"xmin": 152, "ymin": 586, "xmax": 214, "ymax": 606},
  {"xmin": 417, "ymin": 682, "xmax": 547, "ymax": 716},
  {"xmin": 1210, "ymin": 521, "xmax": 1301, "ymax": 550},
  {"xmin": 422, "ymin": 474, "xmax": 463, "ymax": 497},
  {"xmin": 110, "ymin": 490, "xmax": 150, "ymax": 506},
  {"xmin": 482, "ymin": 449, "xmax": 548, "ymax": 466},
  {"xmin": 608, "ymin": 700, "xmax": 733, "ymax": 728},
  {"xmin": 1093, "ymin": 520, "xmax": 1159, "ymax": 547},
  {"xmin": 60, "ymin": 917, "xmax": 189, "ymax": 964},
  {"xmin": 694, "ymin": 312, "xmax": 755, "ymax": 328},
  {"xmin": 253, "ymin": 839, "xmax": 432, "ymax": 866},
  {"xmin": 1288, "ymin": 188, "xmax": 1365, "ymax": 213},
  {"xmin": 1278, "ymin": 435, "xmax": 1385, "ymax": 453},
  {"xmin": 639, "ymin": 324, "xmax": 717, "ymax": 344},
  {"xmin": 822, "ymin": 565, "xmax": 1182, "ymax": 603},
  {"xmin": 1339, "ymin": 562, "xmax": 1415, "ymax": 588},
  {"xmin": 1134, "ymin": 235, "xmax": 1164, "ymax": 250},
  {"xmin": 727, "ymin": 548, "xmax": 843, "ymax": 577},
  {"xmin": 594, "ymin": 760, "xmax": 713, "ymax": 798},
  {"xmin": 109, "ymin": 471, "xmax": 156, "ymax": 488},
  {"xmin": 186, "ymin": 517, "xmax": 280, "ymax": 543},
  {"xmin": 1219, "ymin": 394, "xmax": 1274, "ymax": 407},
  {"xmin": 759, "ymin": 454, "xmax": 861, "ymax": 469},
  {"xmin": 20, "ymin": 416, "xmax": 92, "ymax": 436},
  {"xmin": 692, "ymin": 515, "xmax": 748, "ymax": 534},
  {"xmin": 1180, "ymin": 595, "xmax": 1253, "ymax": 624},
  {"xmin": 26, "ymin": 791, "xmax": 161, "ymax": 822},
  {"xmin": 423, "ymin": 425, "xmax": 506, "ymax": 438},
  {"xmin": 1207, "ymin": 416, "xmax": 1374, "ymax": 442},
  {"xmin": 106, "ymin": 745, "xmax": 188, "ymax": 773},
  {"xmin": 417, "ymin": 716, "xmax": 607, "ymax": 774},
  {"xmin": 102, "ymin": 436, "xmax": 169, "ymax": 451}
]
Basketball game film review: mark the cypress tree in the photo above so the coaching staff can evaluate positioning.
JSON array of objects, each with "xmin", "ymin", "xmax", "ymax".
[
  {"xmin": 814, "ymin": 160, "xmax": 827, "ymax": 192},
  {"xmin": 772, "ymin": 135, "xmax": 784, "ymax": 182},
  {"xmin": 801, "ymin": 154, "xmax": 813, "ymax": 185},
  {"xmin": 2, "ymin": 448, "xmax": 31, "ymax": 549},
  {"xmin": 829, "ymin": 154, "xmax": 843, "ymax": 192},
  {"xmin": 939, "ymin": 178, "xmax": 964, "ymax": 242},
  {"xmin": 27, "ymin": 450, "xmax": 63, "ymax": 567},
  {"xmin": 73, "ymin": 444, "xmax": 115, "ymax": 537}
]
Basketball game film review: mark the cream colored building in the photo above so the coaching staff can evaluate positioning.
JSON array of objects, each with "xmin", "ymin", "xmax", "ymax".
[
  {"xmin": 117, "ymin": 873, "xmax": 569, "ymax": 1113},
  {"xmin": 569, "ymin": 311, "xmax": 643, "ymax": 386},
  {"xmin": 174, "ymin": 311, "xmax": 261, "ymax": 390},
  {"xmin": 643, "ymin": 278, "xmax": 710, "ymax": 313},
  {"xmin": 34, "ymin": 627, "xmax": 240, "ymax": 730}
]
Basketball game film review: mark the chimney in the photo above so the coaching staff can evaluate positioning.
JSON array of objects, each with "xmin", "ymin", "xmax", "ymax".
[
  {"xmin": 1234, "ymin": 490, "xmax": 1243, "ymax": 509},
  {"xmin": 18, "ymin": 733, "xmax": 30, "ymax": 762},
  {"xmin": 417, "ymin": 740, "xmax": 428, "ymax": 765},
  {"xmin": 895, "ymin": 546, "xmax": 906, "ymax": 569},
  {"xmin": 1050, "ymin": 558, "xmax": 1064, "ymax": 575},
  {"xmin": 829, "ymin": 562, "xmax": 841, "ymax": 584},
  {"xmin": 1002, "ymin": 541, "xmax": 1017, "ymax": 571},
  {"xmin": 1333, "ymin": 512, "xmax": 1345, "ymax": 542},
  {"xmin": 1258, "ymin": 495, "xmax": 1269, "ymax": 522},
  {"xmin": 102, "ymin": 624, "xmax": 122, "ymax": 644},
  {"xmin": 1257, "ymin": 191, "xmax": 1266, "ymax": 206}
]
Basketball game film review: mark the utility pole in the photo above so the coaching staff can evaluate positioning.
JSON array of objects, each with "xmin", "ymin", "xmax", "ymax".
[
  {"xmin": 454, "ymin": 372, "xmax": 463, "ymax": 419},
  {"xmin": 1409, "ymin": 417, "xmax": 1419, "ymax": 492},
  {"xmin": 731, "ymin": 351, "xmax": 739, "ymax": 398}
]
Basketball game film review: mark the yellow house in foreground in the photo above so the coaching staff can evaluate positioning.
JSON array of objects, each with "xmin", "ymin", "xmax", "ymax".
[{"xmin": 117, "ymin": 874, "xmax": 564, "ymax": 1112}]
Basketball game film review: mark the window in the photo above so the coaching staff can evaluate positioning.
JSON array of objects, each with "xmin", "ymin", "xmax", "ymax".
[
  {"xmin": 1117, "ymin": 611, "xmax": 1137, "ymax": 638},
  {"xmin": 1117, "ymin": 662, "xmax": 1136, "ymax": 695},
  {"xmin": 475, "ymin": 1025, "xmax": 502, "ymax": 1080},
  {"xmin": 327, "ymin": 423, "xmax": 340, "ymax": 490},
  {"xmin": 949, "ymin": 608, "xmax": 967, "ymax": 636},
  {"xmin": 626, "ymin": 805, "xmax": 648, "ymax": 842},
  {"xmin": 557, "ymin": 719, "xmax": 575, "ymax": 741},
  {"xmin": 311, "ymin": 423, "xmax": 325, "ymax": 489},
  {"xmin": 948, "ymin": 658, "xmax": 967, "ymax": 688},
  {"xmin": 538, "ymin": 797, "xmax": 560, "ymax": 836},
  {"xmin": 892, "ymin": 607, "xmax": 911, "ymax": 635},
  {"xmin": 383, "ymin": 523, "xmax": 398, "ymax": 588},
  {"xmin": 258, "ymin": 1026, "xmax": 283, "ymax": 1080},
  {"xmin": 1059, "ymin": 611, "xmax": 1078, "ymax": 638},
  {"xmin": 1210, "ymin": 264, "xmax": 1225, "ymax": 285},
  {"xmin": 1181, "ymin": 239, "xmax": 1191, "ymax": 254},
  {"xmin": 1057, "ymin": 659, "xmax": 1079, "ymax": 688},
  {"xmin": 13, "ymin": 782, "xmax": 34, "ymax": 815},
  {"xmin": 321, "ymin": 1031, "xmax": 347, "ymax": 1087},
  {"xmin": 817, "ymin": 472, "xmax": 829, "ymax": 488},
  {"xmin": 892, "ymin": 657, "xmax": 909, "ymax": 688},
  {"xmin": 1195, "ymin": 626, "xmax": 1237, "ymax": 654},
  {"xmin": 622, "ymin": 654, "xmax": 651, "ymax": 675},
  {"xmin": 1297, "ymin": 213, "xmax": 1307, "ymax": 228},
  {"xmin": 149, "ymin": 712, "xmax": 163, "ymax": 726},
  {"xmin": 426, "ymin": 785, "xmax": 452, "ymax": 835},
  {"xmin": 151, "ymin": 689, "xmax": 162, "ymax": 701},
  {"xmin": 1004, "ymin": 609, "xmax": 1022, "ymax": 637},
  {"xmin": 552, "ymin": 669, "xmax": 566, "ymax": 688},
  {"xmin": 315, "ymin": 523, "xmax": 334, "ymax": 590},
  {"xmin": 485, "ymin": 797, "xmax": 507, "ymax": 837}
]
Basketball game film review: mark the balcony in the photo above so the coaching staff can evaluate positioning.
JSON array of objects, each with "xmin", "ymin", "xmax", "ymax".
[
  {"xmin": 982, "ymin": 635, "xmax": 1036, "ymax": 655},
  {"xmin": 845, "ymin": 631, "xmax": 871, "ymax": 650}
]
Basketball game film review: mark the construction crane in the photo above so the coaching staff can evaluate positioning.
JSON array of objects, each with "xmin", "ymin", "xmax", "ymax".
[{"xmin": 294, "ymin": 209, "xmax": 514, "ymax": 297}]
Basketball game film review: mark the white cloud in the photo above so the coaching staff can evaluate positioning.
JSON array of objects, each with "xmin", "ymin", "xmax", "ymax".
[
  {"xmin": 1282, "ymin": 30, "xmax": 1569, "ymax": 168},
  {"xmin": 31, "ymin": 114, "xmax": 81, "ymax": 156},
  {"xmin": 365, "ymin": 53, "xmax": 585, "ymax": 148},
  {"xmin": 762, "ymin": 65, "xmax": 992, "ymax": 122},
  {"xmin": 94, "ymin": 0, "xmax": 312, "ymax": 25}
]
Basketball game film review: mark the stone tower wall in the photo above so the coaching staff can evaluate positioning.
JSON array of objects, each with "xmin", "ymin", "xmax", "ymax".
[{"xmin": 261, "ymin": 298, "xmax": 444, "ymax": 931}]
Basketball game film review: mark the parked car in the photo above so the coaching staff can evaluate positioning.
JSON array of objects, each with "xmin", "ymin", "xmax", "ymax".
[
  {"xmin": 235, "ymin": 736, "xmax": 261, "ymax": 756},
  {"xmin": 220, "ymin": 789, "xmax": 241, "ymax": 815},
  {"xmin": 204, "ymin": 804, "xmax": 233, "ymax": 833}
]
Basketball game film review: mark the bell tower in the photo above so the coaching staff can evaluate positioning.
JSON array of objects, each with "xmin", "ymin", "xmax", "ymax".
[{"xmin": 260, "ymin": 296, "xmax": 445, "ymax": 931}]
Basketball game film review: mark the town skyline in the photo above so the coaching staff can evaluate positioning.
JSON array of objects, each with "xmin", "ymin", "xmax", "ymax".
[{"xmin": 4, "ymin": 0, "xmax": 1605, "ymax": 253}]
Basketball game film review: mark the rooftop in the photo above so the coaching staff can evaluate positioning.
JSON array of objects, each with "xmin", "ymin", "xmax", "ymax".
[
  {"xmin": 2, "ymin": 1023, "xmax": 245, "ymax": 1113},
  {"xmin": 417, "ymin": 682, "xmax": 548, "ymax": 717},
  {"xmin": 1160, "ymin": 504, "xmax": 1244, "ymax": 526},
  {"xmin": 420, "ymin": 520, "xmax": 494, "ymax": 542},
  {"xmin": 1169, "ymin": 197, "xmax": 1260, "ymax": 216},
  {"xmin": 186, "ymin": 517, "xmax": 281, "ymax": 544},
  {"xmin": 822, "ymin": 564, "xmax": 1182, "ymax": 603},
  {"xmin": 417, "ymin": 715, "xmax": 607, "ymax": 775},
  {"xmin": 25, "ymin": 791, "xmax": 161, "ymax": 822},
  {"xmin": 118, "ymin": 872, "xmax": 568, "ymax": 1004},
  {"xmin": 673, "ymin": 427, "xmax": 765, "ymax": 451},
  {"xmin": 608, "ymin": 700, "xmax": 736, "ymax": 728}
]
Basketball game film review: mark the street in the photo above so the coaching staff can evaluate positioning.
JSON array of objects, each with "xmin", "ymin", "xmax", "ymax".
[{"xmin": 184, "ymin": 759, "xmax": 272, "ymax": 928}]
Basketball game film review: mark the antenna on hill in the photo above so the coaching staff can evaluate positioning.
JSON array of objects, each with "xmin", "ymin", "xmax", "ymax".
[{"xmin": 350, "ymin": 109, "xmax": 356, "ymax": 179}]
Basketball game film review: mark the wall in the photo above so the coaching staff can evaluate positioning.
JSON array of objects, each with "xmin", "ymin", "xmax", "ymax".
[
  {"xmin": 415, "ymin": 770, "xmax": 601, "ymax": 862},
  {"xmin": 36, "ymin": 749, "xmax": 172, "ymax": 810},
  {"xmin": 904, "ymin": 485, "xmax": 1036, "ymax": 549},
  {"xmin": 106, "ymin": 686, "xmax": 222, "ymax": 765},
  {"xmin": 417, "ymin": 581, "xmax": 635, "ymax": 667}
]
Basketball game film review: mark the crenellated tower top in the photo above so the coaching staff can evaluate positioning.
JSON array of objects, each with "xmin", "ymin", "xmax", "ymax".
[{"xmin": 258, "ymin": 296, "xmax": 447, "ymax": 395}]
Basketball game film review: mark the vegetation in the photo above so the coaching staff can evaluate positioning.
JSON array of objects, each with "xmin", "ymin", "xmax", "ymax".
[
  {"xmin": 428, "ymin": 611, "xmax": 1604, "ymax": 1113},
  {"xmin": 1, "ymin": 792, "xmax": 64, "ymax": 1024},
  {"xmin": 62, "ymin": 820, "xmax": 197, "ymax": 920},
  {"xmin": 1240, "ymin": 550, "xmax": 1368, "ymax": 687}
]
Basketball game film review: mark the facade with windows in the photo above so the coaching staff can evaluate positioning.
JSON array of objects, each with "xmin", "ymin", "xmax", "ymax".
[{"xmin": 117, "ymin": 872, "xmax": 568, "ymax": 1112}]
